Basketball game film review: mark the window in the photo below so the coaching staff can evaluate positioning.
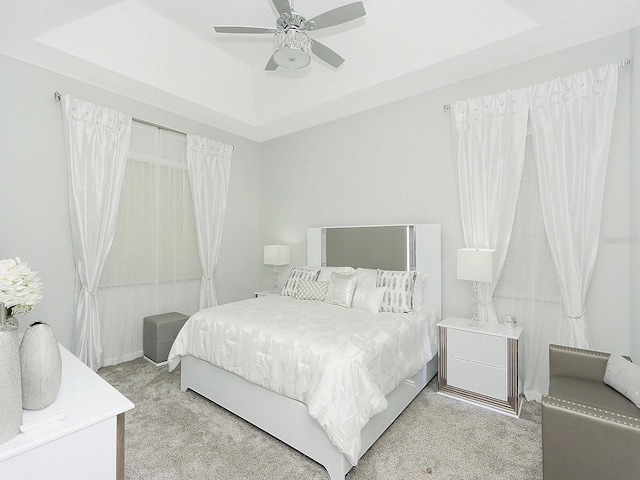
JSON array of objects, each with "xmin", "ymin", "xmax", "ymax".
[
  {"xmin": 494, "ymin": 135, "xmax": 560, "ymax": 304},
  {"xmin": 100, "ymin": 121, "xmax": 200, "ymax": 287},
  {"xmin": 98, "ymin": 121, "xmax": 201, "ymax": 365}
]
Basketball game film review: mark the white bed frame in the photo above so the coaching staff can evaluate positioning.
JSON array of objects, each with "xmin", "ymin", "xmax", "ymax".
[{"xmin": 180, "ymin": 224, "xmax": 441, "ymax": 480}]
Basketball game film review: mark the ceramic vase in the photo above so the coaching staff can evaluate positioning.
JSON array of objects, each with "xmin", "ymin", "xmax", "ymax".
[
  {"xmin": 20, "ymin": 321, "xmax": 62, "ymax": 410},
  {"xmin": 0, "ymin": 321, "xmax": 22, "ymax": 444}
]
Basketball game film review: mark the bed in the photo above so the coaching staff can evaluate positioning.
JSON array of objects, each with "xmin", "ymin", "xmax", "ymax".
[{"xmin": 168, "ymin": 224, "xmax": 441, "ymax": 480}]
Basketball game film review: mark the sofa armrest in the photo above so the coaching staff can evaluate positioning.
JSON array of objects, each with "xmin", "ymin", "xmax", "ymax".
[
  {"xmin": 549, "ymin": 344, "xmax": 611, "ymax": 383},
  {"xmin": 543, "ymin": 395, "xmax": 640, "ymax": 428},
  {"xmin": 542, "ymin": 395, "xmax": 640, "ymax": 480}
]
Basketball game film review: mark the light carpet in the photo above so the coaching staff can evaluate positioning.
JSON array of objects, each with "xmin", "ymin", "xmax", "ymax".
[{"xmin": 99, "ymin": 358, "xmax": 542, "ymax": 480}]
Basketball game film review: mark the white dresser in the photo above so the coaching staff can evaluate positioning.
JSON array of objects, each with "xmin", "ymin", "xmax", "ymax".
[
  {"xmin": 437, "ymin": 316, "xmax": 522, "ymax": 417},
  {"xmin": 0, "ymin": 345, "xmax": 134, "ymax": 479}
]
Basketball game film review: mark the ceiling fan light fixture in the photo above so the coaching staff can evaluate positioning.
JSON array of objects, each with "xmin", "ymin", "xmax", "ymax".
[{"xmin": 273, "ymin": 29, "xmax": 312, "ymax": 69}]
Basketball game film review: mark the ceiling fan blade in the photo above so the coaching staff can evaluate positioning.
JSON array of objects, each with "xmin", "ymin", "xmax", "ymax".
[
  {"xmin": 265, "ymin": 55, "xmax": 278, "ymax": 71},
  {"xmin": 214, "ymin": 26, "xmax": 277, "ymax": 34},
  {"xmin": 272, "ymin": 0, "xmax": 292, "ymax": 17},
  {"xmin": 307, "ymin": 2, "xmax": 366, "ymax": 30},
  {"xmin": 311, "ymin": 40, "xmax": 345, "ymax": 68}
]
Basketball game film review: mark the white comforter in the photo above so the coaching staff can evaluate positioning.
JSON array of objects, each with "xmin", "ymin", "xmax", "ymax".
[{"xmin": 168, "ymin": 295, "xmax": 436, "ymax": 465}]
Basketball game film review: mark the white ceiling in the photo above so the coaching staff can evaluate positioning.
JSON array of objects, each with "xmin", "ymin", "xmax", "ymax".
[{"xmin": 2, "ymin": 0, "xmax": 640, "ymax": 141}]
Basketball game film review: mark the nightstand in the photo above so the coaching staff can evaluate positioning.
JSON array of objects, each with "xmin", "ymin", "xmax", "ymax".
[
  {"xmin": 437, "ymin": 316, "xmax": 523, "ymax": 417},
  {"xmin": 254, "ymin": 290, "xmax": 280, "ymax": 298}
]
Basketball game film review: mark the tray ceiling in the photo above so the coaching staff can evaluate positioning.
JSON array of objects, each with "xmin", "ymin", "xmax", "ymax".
[{"xmin": 2, "ymin": 0, "xmax": 639, "ymax": 141}]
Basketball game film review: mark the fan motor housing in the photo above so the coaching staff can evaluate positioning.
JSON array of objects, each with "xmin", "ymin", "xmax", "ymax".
[{"xmin": 276, "ymin": 13, "xmax": 313, "ymax": 31}]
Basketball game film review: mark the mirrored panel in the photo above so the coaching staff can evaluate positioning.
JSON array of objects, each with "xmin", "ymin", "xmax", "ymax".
[{"xmin": 322, "ymin": 225, "xmax": 415, "ymax": 270}]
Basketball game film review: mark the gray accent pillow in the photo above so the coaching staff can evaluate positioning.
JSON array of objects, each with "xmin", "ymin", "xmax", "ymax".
[
  {"xmin": 376, "ymin": 270, "xmax": 417, "ymax": 313},
  {"xmin": 324, "ymin": 272, "xmax": 358, "ymax": 308},
  {"xmin": 280, "ymin": 267, "xmax": 320, "ymax": 297},
  {"xmin": 295, "ymin": 280, "xmax": 329, "ymax": 301}
]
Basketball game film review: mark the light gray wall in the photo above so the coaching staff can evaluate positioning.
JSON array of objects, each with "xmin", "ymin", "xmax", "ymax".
[
  {"xmin": 1, "ymin": 29, "xmax": 636, "ymax": 360},
  {"xmin": 631, "ymin": 29, "xmax": 640, "ymax": 363},
  {"xmin": 260, "ymin": 31, "xmax": 634, "ymax": 356},
  {"xmin": 0, "ymin": 54, "xmax": 263, "ymax": 350}
]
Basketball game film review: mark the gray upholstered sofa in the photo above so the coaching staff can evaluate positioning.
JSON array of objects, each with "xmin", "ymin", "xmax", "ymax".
[{"xmin": 541, "ymin": 344, "xmax": 640, "ymax": 479}]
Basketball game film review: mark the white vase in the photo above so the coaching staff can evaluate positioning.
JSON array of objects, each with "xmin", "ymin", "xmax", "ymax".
[
  {"xmin": 20, "ymin": 322, "xmax": 62, "ymax": 410},
  {"xmin": 0, "ymin": 322, "xmax": 22, "ymax": 444}
]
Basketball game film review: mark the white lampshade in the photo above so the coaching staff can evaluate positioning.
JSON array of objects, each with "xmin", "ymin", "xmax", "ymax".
[
  {"xmin": 264, "ymin": 245, "xmax": 290, "ymax": 266},
  {"xmin": 457, "ymin": 248, "xmax": 495, "ymax": 283}
]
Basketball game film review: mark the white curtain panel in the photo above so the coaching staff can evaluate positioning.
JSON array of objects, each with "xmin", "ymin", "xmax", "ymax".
[
  {"xmin": 187, "ymin": 135, "xmax": 233, "ymax": 310},
  {"xmin": 61, "ymin": 95, "xmax": 132, "ymax": 370},
  {"xmin": 453, "ymin": 87, "xmax": 530, "ymax": 322},
  {"xmin": 98, "ymin": 122, "xmax": 201, "ymax": 366},
  {"xmin": 493, "ymin": 135, "xmax": 563, "ymax": 402},
  {"xmin": 530, "ymin": 64, "xmax": 618, "ymax": 347}
]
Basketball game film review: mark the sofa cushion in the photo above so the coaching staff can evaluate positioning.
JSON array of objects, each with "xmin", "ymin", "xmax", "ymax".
[{"xmin": 550, "ymin": 376, "xmax": 640, "ymax": 419}]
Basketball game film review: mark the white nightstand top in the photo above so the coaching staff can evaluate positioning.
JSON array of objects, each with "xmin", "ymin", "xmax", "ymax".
[
  {"xmin": 438, "ymin": 316, "xmax": 522, "ymax": 339},
  {"xmin": 254, "ymin": 290, "xmax": 280, "ymax": 297}
]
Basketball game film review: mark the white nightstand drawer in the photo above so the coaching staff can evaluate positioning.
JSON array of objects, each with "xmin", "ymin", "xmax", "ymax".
[
  {"xmin": 447, "ymin": 356, "xmax": 508, "ymax": 401},
  {"xmin": 447, "ymin": 328, "xmax": 507, "ymax": 369}
]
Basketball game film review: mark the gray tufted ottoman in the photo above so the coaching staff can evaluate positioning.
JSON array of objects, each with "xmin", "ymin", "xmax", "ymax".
[{"xmin": 143, "ymin": 312, "xmax": 189, "ymax": 366}]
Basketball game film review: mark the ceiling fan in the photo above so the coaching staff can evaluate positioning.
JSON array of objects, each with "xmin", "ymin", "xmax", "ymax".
[{"xmin": 214, "ymin": 0, "xmax": 366, "ymax": 71}]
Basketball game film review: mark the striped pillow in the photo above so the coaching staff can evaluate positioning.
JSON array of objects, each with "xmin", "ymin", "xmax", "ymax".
[
  {"xmin": 295, "ymin": 280, "xmax": 329, "ymax": 301},
  {"xmin": 376, "ymin": 270, "xmax": 417, "ymax": 313},
  {"xmin": 280, "ymin": 267, "xmax": 320, "ymax": 297}
]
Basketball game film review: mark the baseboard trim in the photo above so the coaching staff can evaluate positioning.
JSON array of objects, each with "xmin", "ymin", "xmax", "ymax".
[{"xmin": 143, "ymin": 356, "xmax": 167, "ymax": 367}]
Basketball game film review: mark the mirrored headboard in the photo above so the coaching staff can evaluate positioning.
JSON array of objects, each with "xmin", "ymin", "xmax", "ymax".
[
  {"xmin": 307, "ymin": 224, "xmax": 441, "ymax": 318},
  {"xmin": 323, "ymin": 225, "xmax": 415, "ymax": 270}
]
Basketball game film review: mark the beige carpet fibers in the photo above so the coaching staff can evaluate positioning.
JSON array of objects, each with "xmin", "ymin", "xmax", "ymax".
[{"xmin": 99, "ymin": 358, "xmax": 542, "ymax": 480}]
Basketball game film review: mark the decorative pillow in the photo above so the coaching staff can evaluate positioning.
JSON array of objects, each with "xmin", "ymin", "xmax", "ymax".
[
  {"xmin": 324, "ymin": 272, "xmax": 358, "ymax": 308},
  {"xmin": 603, "ymin": 353, "xmax": 640, "ymax": 408},
  {"xmin": 295, "ymin": 280, "xmax": 329, "ymax": 301},
  {"xmin": 412, "ymin": 272, "xmax": 429, "ymax": 311},
  {"xmin": 280, "ymin": 267, "xmax": 320, "ymax": 297},
  {"xmin": 355, "ymin": 268, "xmax": 378, "ymax": 288},
  {"xmin": 376, "ymin": 270, "xmax": 417, "ymax": 313},
  {"xmin": 317, "ymin": 266, "xmax": 356, "ymax": 282},
  {"xmin": 351, "ymin": 286, "xmax": 386, "ymax": 314}
]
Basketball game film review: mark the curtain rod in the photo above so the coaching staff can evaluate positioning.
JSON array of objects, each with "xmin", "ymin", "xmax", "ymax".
[
  {"xmin": 53, "ymin": 91, "xmax": 235, "ymax": 150},
  {"xmin": 442, "ymin": 57, "xmax": 632, "ymax": 112}
]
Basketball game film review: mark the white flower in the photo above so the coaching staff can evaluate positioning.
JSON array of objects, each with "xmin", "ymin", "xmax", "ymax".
[{"xmin": 0, "ymin": 257, "xmax": 43, "ymax": 318}]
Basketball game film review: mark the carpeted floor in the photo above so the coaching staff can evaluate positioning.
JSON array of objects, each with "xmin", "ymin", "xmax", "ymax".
[{"xmin": 99, "ymin": 358, "xmax": 542, "ymax": 480}]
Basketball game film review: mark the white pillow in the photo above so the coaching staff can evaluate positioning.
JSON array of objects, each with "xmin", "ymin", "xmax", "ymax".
[
  {"xmin": 603, "ymin": 353, "xmax": 640, "ymax": 408},
  {"xmin": 351, "ymin": 286, "xmax": 386, "ymax": 314},
  {"xmin": 324, "ymin": 272, "xmax": 358, "ymax": 308},
  {"xmin": 280, "ymin": 267, "xmax": 320, "ymax": 297},
  {"xmin": 355, "ymin": 268, "xmax": 378, "ymax": 288},
  {"xmin": 295, "ymin": 280, "xmax": 329, "ymax": 301},
  {"xmin": 376, "ymin": 269, "xmax": 417, "ymax": 313},
  {"xmin": 412, "ymin": 272, "xmax": 429, "ymax": 311},
  {"xmin": 317, "ymin": 266, "xmax": 355, "ymax": 282}
]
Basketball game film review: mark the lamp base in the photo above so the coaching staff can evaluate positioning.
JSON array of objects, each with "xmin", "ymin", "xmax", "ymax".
[
  {"xmin": 468, "ymin": 281, "xmax": 484, "ymax": 327},
  {"xmin": 272, "ymin": 265, "xmax": 280, "ymax": 292}
]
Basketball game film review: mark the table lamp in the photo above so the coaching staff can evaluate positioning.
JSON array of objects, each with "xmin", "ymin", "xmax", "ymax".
[
  {"xmin": 457, "ymin": 248, "xmax": 495, "ymax": 325},
  {"xmin": 264, "ymin": 245, "xmax": 290, "ymax": 292}
]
